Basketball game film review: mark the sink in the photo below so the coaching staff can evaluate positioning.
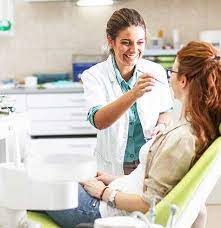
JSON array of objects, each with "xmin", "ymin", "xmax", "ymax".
[
  {"xmin": 0, "ymin": 163, "xmax": 78, "ymax": 210},
  {"xmin": 26, "ymin": 152, "xmax": 97, "ymax": 182}
]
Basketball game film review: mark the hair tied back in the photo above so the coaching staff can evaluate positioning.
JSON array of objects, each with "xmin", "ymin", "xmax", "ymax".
[{"xmin": 214, "ymin": 55, "xmax": 221, "ymax": 61}]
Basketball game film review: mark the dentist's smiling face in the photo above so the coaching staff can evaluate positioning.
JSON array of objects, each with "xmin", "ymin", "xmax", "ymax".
[{"xmin": 108, "ymin": 25, "xmax": 146, "ymax": 71}]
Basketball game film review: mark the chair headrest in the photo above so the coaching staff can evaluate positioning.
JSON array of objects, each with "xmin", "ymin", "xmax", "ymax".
[{"xmin": 219, "ymin": 123, "xmax": 221, "ymax": 135}]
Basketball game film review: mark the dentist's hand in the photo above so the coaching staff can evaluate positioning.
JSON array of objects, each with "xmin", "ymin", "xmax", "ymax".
[
  {"xmin": 96, "ymin": 171, "xmax": 118, "ymax": 185},
  {"xmin": 131, "ymin": 74, "xmax": 155, "ymax": 99},
  {"xmin": 82, "ymin": 178, "xmax": 106, "ymax": 199}
]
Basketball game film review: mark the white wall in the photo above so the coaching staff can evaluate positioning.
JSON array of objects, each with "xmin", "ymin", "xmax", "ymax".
[{"xmin": 0, "ymin": 0, "xmax": 220, "ymax": 80}]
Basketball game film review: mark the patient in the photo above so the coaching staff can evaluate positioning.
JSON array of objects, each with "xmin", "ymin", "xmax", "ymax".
[{"xmin": 45, "ymin": 41, "xmax": 221, "ymax": 227}]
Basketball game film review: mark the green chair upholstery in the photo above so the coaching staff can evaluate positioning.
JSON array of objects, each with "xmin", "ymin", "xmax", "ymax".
[
  {"xmin": 148, "ymin": 136, "xmax": 221, "ymax": 227},
  {"xmin": 28, "ymin": 212, "xmax": 59, "ymax": 228}
]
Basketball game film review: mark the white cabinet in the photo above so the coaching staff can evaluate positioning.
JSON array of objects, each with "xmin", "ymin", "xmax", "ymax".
[
  {"xmin": 26, "ymin": 93, "xmax": 96, "ymax": 136},
  {"xmin": 29, "ymin": 137, "xmax": 97, "ymax": 157},
  {"xmin": 25, "ymin": 92, "xmax": 97, "ymax": 157},
  {"xmin": 29, "ymin": 108, "xmax": 86, "ymax": 121},
  {"xmin": 30, "ymin": 121, "xmax": 96, "ymax": 136},
  {"xmin": 26, "ymin": 93, "xmax": 85, "ymax": 108},
  {"xmin": 1, "ymin": 90, "xmax": 97, "ymax": 158},
  {"xmin": 6, "ymin": 95, "xmax": 27, "ymax": 113}
]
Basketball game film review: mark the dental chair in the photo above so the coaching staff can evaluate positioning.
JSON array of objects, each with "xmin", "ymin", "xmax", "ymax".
[
  {"xmin": 151, "ymin": 125, "xmax": 221, "ymax": 228},
  {"xmin": 28, "ymin": 212, "xmax": 59, "ymax": 227},
  {"xmin": 28, "ymin": 125, "xmax": 221, "ymax": 228}
]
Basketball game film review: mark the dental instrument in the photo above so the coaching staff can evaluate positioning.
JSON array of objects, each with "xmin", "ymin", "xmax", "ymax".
[
  {"xmin": 148, "ymin": 195, "xmax": 178, "ymax": 228},
  {"xmin": 137, "ymin": 69, "xmax": 167, "ymax": 85}
]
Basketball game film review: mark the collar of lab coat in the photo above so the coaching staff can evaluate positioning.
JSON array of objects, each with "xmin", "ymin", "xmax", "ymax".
[
  {"xmin": 106, "ymin": 55, "xmax": 117, "ymax": 83},
  {"xmin": 106, "ymin": 55, "xmax": 125, "ymax": 99},
  {"xmin": 106, "ymin": 55, "xmax": 139, "ymax": 99},
  {"xmin": 107, "ymin": 54, "xmax": 139, "ymax": 84}
]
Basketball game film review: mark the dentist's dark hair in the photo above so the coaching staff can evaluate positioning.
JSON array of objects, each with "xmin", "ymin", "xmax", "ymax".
[
  {"xmin": 106, "ymin": 8, "xmax": 146, "ymax": 53},
  {"xmin": 177, "ymin": 41, "xmax": 221, "ymax": 162}
]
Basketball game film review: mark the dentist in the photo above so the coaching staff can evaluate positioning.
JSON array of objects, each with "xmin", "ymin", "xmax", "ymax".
[{"xmin": 81, "ymin": 8, "xmax": 173, "ymax": 175}]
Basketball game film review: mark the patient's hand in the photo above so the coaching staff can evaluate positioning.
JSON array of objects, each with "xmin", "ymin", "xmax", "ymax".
[
  {"xmin": 152, "ymin": 123, "xmax": 166, "ymax": 137},
  {"xmin": 96, "ymin": 171, "xmax": 118, "ymax": 185},
  {"xmin": 81, "ymin": 178, "xmax": 106, "ymax": 199}
]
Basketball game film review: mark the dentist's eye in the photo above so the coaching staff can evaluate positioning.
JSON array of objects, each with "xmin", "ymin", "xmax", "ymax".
[{"xmin": 121, "ymin": 41, "xmax": 130, "ymax": 46}]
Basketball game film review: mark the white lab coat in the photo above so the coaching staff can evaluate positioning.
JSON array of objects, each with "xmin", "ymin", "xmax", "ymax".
[{"xmin": 81, "ymin": 55, "xmax": 173, "ymax": 175}]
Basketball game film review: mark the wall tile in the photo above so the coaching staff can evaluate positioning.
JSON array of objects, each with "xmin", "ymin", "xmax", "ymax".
[
  {"xmin": 15, "ymin": 22, "xmax": 46, "ymax": 49},
  {"xmin": 46, "ymin": 49, "xmax": 74, "ymax": 73},
  {"xmin": 0, "ymin": 0, "xmax": 220, "ymax": 79},
  {"xmin": 14, "ymin": 49, "xmax": 47, "ymax": 76}
]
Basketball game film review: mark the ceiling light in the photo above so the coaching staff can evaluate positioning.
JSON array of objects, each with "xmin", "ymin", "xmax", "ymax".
[{"xmin": 76, "ymin": 0, "xmax": 114, "ymax": 7}]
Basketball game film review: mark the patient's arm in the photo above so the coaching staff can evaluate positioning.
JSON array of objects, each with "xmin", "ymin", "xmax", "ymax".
[
  {"xmin": 82, "ymin": 178, "xmax": 149, "ymax": 213},
  {"xmin": 96, "ymin": 171, "xmax": 120, "ymax": 185},
  {"xmin": 82, "ymin": 179, "xmax": 107, "ymax": 199},
  {"xmin": 102, "ymin": 188, "xmax": 149, "ymax": 213}
]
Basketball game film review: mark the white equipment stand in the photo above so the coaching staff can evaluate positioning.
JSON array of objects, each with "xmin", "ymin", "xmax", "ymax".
[{"xmin": 0, "ymin": 113, "xmax": 97, "ymax": 228}]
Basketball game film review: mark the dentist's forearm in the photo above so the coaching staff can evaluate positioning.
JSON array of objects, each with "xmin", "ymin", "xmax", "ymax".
[{"xmin": 94, "ymin": 90, "xmax": 137, "ymax": 129}]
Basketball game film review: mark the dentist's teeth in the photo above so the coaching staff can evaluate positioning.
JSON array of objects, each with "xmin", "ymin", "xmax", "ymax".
[{"xmin": 125, "ymin": 54, "xmax": 138, "ymax": 58}]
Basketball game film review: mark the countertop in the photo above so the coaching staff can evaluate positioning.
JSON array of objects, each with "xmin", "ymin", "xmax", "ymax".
[
  {"xmin": 0, "ymin": 84, "xmax": 84, "ymax": 94},
  {"xmin": 144, "ymin": 49, "xmax": 179, "ymax": 56}
]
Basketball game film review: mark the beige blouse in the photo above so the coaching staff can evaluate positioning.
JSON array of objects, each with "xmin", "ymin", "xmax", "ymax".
[{"xmin": 143, "ymin": 120, "xmax": 197, "ymax": 204}]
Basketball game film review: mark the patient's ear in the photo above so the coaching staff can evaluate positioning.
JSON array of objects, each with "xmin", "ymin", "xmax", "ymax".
[{"xmin": 179, "ymin": 75, "xmax": 188, "ymax": 89}]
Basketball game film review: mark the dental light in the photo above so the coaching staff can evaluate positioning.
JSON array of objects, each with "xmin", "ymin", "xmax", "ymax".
[{"xmin": 76, "ymin": 0, "xmax": 114, "ymax": 7}]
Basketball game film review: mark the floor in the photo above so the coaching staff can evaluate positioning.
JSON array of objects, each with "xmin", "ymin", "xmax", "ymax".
[{"xmin": 206, "ymin": 205, "xmax": 221, "ymax": 227}]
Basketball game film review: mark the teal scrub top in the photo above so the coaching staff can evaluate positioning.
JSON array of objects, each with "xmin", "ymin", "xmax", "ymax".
[{"xmin": 87, "ymin": 56, "xmax": 145, "ymax": 162}]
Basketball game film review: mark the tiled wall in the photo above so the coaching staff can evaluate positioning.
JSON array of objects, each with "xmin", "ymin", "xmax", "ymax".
[{"xmin": 0, "ymin": 0, "xmax": 220, "ymax": 80}]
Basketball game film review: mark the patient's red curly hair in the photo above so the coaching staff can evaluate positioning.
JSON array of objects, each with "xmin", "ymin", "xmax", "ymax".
[{"xmin": 177, "ymin": 41, "xmax": 221, "ymax": 161}]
